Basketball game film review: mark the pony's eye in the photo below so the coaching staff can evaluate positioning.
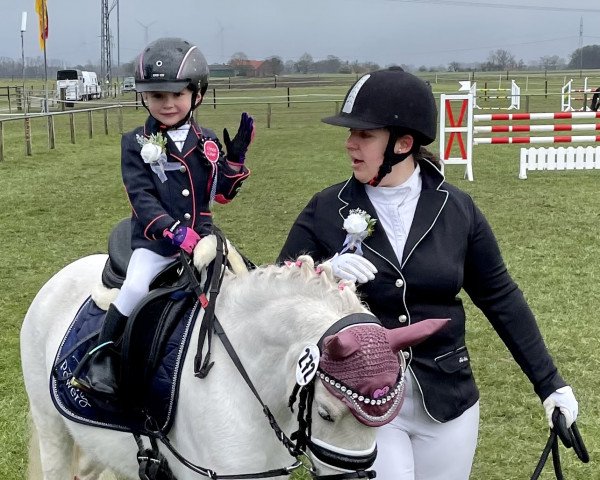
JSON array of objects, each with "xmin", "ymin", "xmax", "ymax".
[{"xmin": 317, "ymin": 406, "xmax": 334, "ymax": 422}]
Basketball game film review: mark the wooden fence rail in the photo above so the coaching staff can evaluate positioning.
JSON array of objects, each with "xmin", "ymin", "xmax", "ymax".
[
  {"xmin": 0, "ymin": 99, "xmax": 347, "ymax": 162},
  {"xmin": 2, "ymin": 92, "xmax": 588, "ymax": 163},
  {"xmin": 0, "ymin": 104, "xmax": 129, "ymax": 162}
]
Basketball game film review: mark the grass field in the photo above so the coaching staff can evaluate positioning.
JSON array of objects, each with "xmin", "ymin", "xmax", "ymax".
[{"xmin": 1, "ymin": 75, "xmax": 599, "ymax": 479}]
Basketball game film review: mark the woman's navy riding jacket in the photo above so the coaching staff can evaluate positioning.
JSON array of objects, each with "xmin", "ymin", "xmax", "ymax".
[
  {"xmin": 122, "ymin": 116, "xmax": 249, "ymax": 256},
  {"xmin": 277, "ymin": 159, "xmax": 565, "ymax": 422}
]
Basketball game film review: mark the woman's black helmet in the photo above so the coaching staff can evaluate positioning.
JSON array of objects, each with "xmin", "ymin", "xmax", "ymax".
[
  {"xmin": 322, "ymin": 67, "xmax": 437, "ymax": 145},
  {"xmin": 322, "ymin": 67, "xmax": 437, "ymax": 186},
  {"xmin": 135, "ymin": 37, "xmax": 209, "ymax": 96}
]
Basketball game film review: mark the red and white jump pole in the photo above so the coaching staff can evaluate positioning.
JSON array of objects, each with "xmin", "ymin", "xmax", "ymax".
[{"xmin": 439, "ymin": 93, "xmax": 600, "ymax": 181}]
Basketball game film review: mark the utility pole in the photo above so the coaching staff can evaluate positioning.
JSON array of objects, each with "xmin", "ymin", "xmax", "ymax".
[
  {"xmin": 116, "ymin": 0, "xmax": 120, "ymax": 75},
  {"xmin": 100, "ymin": 0, "xmax": 118, "ymax": 87},
  {"xmin": 579, "ymin": 16, "xmax": 583, "ymax": 78},
  {"xmin": 20, "ymin": 12, "xmax": 27, "ymax": 93}
]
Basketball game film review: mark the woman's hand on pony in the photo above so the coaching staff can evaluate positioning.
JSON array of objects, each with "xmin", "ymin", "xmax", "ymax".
[{"xmin": 326, "ymin": 253, "xmax": 378, "ymax": 284}]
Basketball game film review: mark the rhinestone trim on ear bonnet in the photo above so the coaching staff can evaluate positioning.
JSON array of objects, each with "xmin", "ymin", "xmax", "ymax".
[{"xmin": 318, "ymin": 318, "xmax": 450, "ymax": 427}]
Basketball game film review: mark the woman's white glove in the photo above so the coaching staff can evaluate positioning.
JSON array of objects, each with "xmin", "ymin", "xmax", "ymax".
[
  {"xmin": 542, "ymin": 386, "xmax": 578, "ymax": 428},
  {"xmin": 328, "ymin": 253, "xmax": 377, "ymax": 284}
]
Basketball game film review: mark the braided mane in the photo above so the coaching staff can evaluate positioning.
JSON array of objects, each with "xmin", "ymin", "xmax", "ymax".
[{"xmin": 220, "ymin": 255, "xmax": 366, "ymax": 321}]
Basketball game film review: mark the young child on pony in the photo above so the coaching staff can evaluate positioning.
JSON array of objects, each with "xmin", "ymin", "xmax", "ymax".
[{"xmin": 71, "ymin": 37, "xmax": 254, "ymax": 399}]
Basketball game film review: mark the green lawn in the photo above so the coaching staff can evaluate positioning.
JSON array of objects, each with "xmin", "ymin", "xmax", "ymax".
[{"xmin": 1, "ymin": 80, "xmax": 599, "ymax": 479}]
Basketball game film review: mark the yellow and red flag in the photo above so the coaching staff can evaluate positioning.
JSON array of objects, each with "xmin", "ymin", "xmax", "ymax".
[{"xmin": 34, "ymin": 0, "xmax": 48, "ymax": 51}]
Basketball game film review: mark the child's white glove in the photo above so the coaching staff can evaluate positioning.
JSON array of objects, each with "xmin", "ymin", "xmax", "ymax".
[
  {"xmin": 542, "ymin": 386, "xmax": 578, "ymax": 428},
  {"xmin": 327, "ymin": 253, "xmax": 377, "ymax": 284}
]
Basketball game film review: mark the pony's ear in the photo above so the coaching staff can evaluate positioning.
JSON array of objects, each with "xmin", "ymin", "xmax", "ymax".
[
  {"xmin": 386, "ymin": 318, "xmax": 450, "ymax": 353},
  {"xmin": 323, "ymin": 331, "xmax": 361, "ymax": 360}
]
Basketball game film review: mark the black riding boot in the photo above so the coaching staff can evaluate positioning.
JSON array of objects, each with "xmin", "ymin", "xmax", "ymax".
[{"xmin": 70, "ymin": 304, "xmax": 128, "ymax": 400}]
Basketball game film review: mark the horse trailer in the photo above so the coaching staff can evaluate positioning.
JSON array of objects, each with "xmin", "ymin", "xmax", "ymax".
[{"xmin": 56, "ymin": 69, "xmax": 102, "ymax": 102}]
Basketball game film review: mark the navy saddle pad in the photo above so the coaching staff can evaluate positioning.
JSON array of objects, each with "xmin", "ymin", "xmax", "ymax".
[{"xmin": 50, "ymin": 295, "xmax": 201, "ymax": 434}]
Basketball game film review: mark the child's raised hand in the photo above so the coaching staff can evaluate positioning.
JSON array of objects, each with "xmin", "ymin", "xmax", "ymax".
[{"xmin": 223, "ymin": 112, "xmax": 255, "ymax": 166}]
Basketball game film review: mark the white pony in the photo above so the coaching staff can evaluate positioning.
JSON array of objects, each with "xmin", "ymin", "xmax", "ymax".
[{"xmin": 21, "ymin": 241, "xmax": 444, "ymax": 480}]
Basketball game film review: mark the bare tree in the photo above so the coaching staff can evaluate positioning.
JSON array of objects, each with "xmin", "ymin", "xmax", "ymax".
[
  {"xmin": 295, "ymin": 53, "xmax": 313, "ymax": 74},
  {"xmin": 261, "ymin": 56, "xmax": 284, "ymax": 76},
  {"xmin": 485, "ymin": 49, "xmax": 517, "ymax": 70},
  {"xmin": 228, "ymin": 52, "xmax": 248, "ymax": 67},
  {"xmin": 539, "ymin": 55, "xmax": 564, "ymax": 70}
]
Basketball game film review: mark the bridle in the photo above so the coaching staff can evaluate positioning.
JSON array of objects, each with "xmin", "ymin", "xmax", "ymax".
[
  {"xmin": 135, "ymin": 229, "xmax": 378, "ymax": 480},
  {"xmin": 530, "ymin": 408, "xmax": 589, "ymax": 480}
]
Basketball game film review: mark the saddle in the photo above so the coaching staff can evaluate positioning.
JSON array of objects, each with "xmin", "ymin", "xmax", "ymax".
[{"xmin": 98, "ymin": 219, "xmax": 199, "ymax": 413}]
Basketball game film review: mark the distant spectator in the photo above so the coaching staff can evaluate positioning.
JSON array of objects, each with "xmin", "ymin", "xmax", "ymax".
[{"xmin": 591, "ymin": 87, "xmax": 600, "ymax": 111}]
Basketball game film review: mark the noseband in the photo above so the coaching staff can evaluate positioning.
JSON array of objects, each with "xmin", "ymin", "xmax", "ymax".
[{"xmin": 308, "ymin": 437, "xmax": 378, "ymax": 473}]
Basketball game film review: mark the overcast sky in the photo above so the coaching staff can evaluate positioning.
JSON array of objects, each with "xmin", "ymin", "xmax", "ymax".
[{"xmin": 2, "ymin": 0, "xmax": 600, "ymax": 69}]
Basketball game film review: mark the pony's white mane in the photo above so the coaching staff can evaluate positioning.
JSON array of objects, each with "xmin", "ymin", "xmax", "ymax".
[{"xmin": 221, "ymin": 255, "xmax": 365, "ymax": 319}]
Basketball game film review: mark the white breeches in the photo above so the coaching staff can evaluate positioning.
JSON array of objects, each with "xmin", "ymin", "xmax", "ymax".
[
  {"xmin": 113, "ymin": 248, "xmax": 176, "ymax": 316},
  {"xmin": 372, "ymin": 370, "xmax": 480, "ymax": 480}
]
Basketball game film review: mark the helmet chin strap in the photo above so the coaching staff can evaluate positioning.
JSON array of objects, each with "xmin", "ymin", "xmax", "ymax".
[{"xmin": 367, "ymin": 131, "xmax": 412, "ymax": 187}]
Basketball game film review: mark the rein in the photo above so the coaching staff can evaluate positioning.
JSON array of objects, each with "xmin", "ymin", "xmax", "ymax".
[
  {"xmin": 137, "ymin": 229, "xmax": 373, "ymax": 480},
  {"xmin": 530, "ymin": 409, "xmax": 589, "ymax": 480}
]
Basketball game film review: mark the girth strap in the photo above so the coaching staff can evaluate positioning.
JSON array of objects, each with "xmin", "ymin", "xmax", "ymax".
[{"xmin": 135, "ymin": 434, "xmax": 175, "ymax": 480}]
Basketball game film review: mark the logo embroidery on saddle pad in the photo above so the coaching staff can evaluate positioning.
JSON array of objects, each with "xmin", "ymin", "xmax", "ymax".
[{"xmin": 50, "ymin": 296, "xmax": 200, "ymax": 434}]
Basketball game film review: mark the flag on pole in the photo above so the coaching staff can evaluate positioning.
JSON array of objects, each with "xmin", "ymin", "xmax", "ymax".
[{"xmin": 35, "ymin": 0, "xmax": 48, "ymax": 51}]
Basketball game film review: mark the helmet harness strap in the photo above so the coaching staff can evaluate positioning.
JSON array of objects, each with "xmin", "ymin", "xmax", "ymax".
[{"xmin": 368, "ymin": 129, "xmax": 416, "ymax": 187}]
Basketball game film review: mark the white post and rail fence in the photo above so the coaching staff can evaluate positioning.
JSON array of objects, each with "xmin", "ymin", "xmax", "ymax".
[{"xmin": 439, "ymin": 93, "xmax": 600, "ymax": 181}]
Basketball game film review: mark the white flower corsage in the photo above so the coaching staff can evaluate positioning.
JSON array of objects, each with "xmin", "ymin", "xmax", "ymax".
[
  {"xmin": 341, "ymin": 208, "xmax": 377, "ymax": 255},
  {"xmin": 136, "ymin": 133, "xmax": 181, "ymax": 183}
]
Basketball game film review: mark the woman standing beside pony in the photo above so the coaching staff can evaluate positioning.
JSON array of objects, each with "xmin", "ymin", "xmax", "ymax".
[{"xmin": 277, "ymin": 67, "xmax": 579, "ymax": 480}]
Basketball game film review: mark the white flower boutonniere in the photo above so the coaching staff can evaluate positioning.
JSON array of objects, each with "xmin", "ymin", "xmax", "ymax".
[
  {"xmin": 341, "ymin": 208, "xmax": 377, "ymax": 255},
  {"xmin": 136, "ymin": 133, "xmax": 180, "ymax": 183}
]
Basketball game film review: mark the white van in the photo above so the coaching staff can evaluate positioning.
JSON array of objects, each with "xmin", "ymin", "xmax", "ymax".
[
  {"xmin": 56, "ymin": 69, "xmax": 102, "ymax": 101},
  {"xmin": 122, "ymin": 76, "xmax": 136, "ymax": 92}
]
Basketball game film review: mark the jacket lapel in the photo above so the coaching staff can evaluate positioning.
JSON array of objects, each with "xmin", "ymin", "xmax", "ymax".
[
  {"xmin": 338, "ymin": 177, "xmax": 402, "ymax": 272},
  {"xmin": 181, "ymin": 121, "xmax": 202, "ymax": 158},
  {"xmin": 338, "ymin": 160, "xmax": 449, "ymax": 272},
  {"xmin": 401, "ymin": 161, "xmax": 448, "ymax": 267}
]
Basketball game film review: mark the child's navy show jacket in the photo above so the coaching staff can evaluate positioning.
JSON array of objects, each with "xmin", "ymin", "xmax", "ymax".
[{"xmin": 122, "ymin": 116, "xmax": 249, "ymax": 256}]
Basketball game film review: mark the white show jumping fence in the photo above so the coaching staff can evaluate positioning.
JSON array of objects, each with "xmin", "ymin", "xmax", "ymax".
[
  {"xmin": 439, "ymin": 93, "xmax": 600, "ymax": 180},
  {"xmin": 519, "ymin": 146, "xmax": 600, "ymax": 179},
  {"xmin": 560, "ymin": 77, "xmax": 598, "ymax": 112},
  {"xmin": 459, "ymin": 80, "xmax": 520, "ymax": 110}
]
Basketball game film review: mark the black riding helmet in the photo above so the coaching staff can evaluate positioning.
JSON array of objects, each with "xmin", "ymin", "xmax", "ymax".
[
  {"xmin": 322, "ymin": 67, "xmax": 437, "ymax": 185},
  {"xmin": 135, "ymin": 37, "xmax": 210, "ymax": 129}
]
